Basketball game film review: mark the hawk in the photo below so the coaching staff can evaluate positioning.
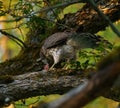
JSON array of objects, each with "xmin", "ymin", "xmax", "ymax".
[{"xmin": 40, "ymin": 32, "xmax": 111, "ymax": 70}]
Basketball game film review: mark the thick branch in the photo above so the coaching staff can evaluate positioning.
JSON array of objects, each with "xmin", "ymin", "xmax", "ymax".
[
  {"xmin": 87, "ymin": 0, "xmax": 120, "ymax": 37},
  {"xmin": 57, "ymin": 0, "xmax": 120, "ymax": 33},
  {"xmin": 0, "ymin": 69, "xmax": 86, "ymax": 106},
  {"xmin": 0, "ymin": 63, "xmax": 120, "ymax": 107}
]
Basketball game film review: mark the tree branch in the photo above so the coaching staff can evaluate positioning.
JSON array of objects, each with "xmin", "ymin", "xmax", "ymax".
[
  {"xmin": 0, "ymin": 60, "xmax": 120, "ymax": 107},
  {"xmin": 59, "ymin": 0, "xmax": 120, "ymax": 33},
  {"xmin": 87, "ymin": 0, "xmax": 120, "ymax": 37},
  {"xmin": 0, "ymin": 69, "xmax": 86, "ymax": 107},
  {"xmin": 0, "ymin": 30, "xmax": 27, "ymax": 48}
]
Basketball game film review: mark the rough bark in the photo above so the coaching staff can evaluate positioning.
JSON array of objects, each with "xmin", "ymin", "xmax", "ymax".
[
  {"xmin": 55, "ymin": 0, "xmax": 120, "ymax": 33},
  {"xmin": 0, "ymin": 69, "xmax": 87, "ymax": 106}
]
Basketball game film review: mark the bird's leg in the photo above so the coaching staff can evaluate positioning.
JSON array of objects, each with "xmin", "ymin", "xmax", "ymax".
[
  {"xmin": 63, "ymin": 52, "xmax": 76, "ymax": 70},
  {"xmin": 62, "ymin": 59, "xmax": 71, "ymax": 70},
  {"xmin": 49, "ymin": 56, "xmax": 58, "ymax": 70},
  {"xmin": 49, "ymin": 63, "xmax": 56, "ymax": 70},
  {"xmin": 49, "ymin": 51, "xmax": 61, "ymax": 70}
]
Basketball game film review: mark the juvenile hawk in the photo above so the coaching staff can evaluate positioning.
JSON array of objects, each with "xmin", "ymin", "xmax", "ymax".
[{"xmin": 40, "ymin": 32, "xmax": 110, "ymax": 70}]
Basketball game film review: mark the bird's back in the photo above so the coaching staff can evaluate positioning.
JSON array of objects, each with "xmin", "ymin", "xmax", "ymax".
[{"xmin": 42, "ymin": 32, "xmax": 72, "ymax": 49}]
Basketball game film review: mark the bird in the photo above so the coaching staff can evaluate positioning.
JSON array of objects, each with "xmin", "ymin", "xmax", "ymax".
[{"xmin": 40, "ymin": 32, "xmax": 111, "ymax": 70}]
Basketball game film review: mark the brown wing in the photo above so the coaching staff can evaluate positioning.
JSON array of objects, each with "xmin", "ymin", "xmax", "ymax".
[
  {"xmin": 67, "ymin": 33, "xmax": 112, "ymax": 49},
  {"xmin": 40, "ymin": 32, "xmax": 73, "ymax": 57},
  {"xmin": 42, "ymin": 32, "xmax": 72, "ymax": 49}
]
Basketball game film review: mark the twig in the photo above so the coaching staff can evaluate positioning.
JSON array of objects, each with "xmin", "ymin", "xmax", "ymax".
[
  {"xmin": 40, "ymin": 17, "xmax": 72, "ymax": 30},
  {"xmin": 0, "ymin": 30, "xmax": 27, "ymax": 48},
  {"xmin": 86, "ymin": 0, "xmax": 120, "ymax": 37},
  {"xmin": 8, "ymin": 0, "xmax": 12, "ymax": 11},
  {"xmin": 0, "ymin": 0, "xmax": 84, "ymax": 23}
]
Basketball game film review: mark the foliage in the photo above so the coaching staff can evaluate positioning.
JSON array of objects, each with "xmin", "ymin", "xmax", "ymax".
[
  {"xmin": 15, "ymin": 95, "xmax": 61, "ymax": 108},
  {"xmin": 0, "ymin": 1, "xmax": 5, "ymax": 16},
  {"xmin": 13, "ymin": 95, "xmax": 119, "ymax": 108},
  {"xmin": 84, "ymin": 97, "xmax": 119, "ymax": 108},
  {"xmin": 65, "ymin": 42, "xmax": 113, "ymax": 70}
]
